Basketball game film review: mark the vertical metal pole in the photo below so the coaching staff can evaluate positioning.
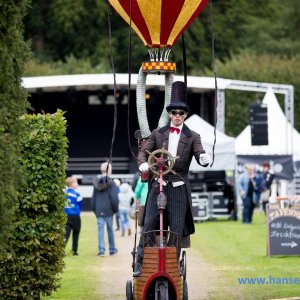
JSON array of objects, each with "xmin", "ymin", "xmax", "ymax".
[
  {"xmin": 216, "ymin": 89, "xmax": 225, "ymax": 133},
  {"xmin": 159, "ymin": 168, "xmax": 164, "ymax": 247},
  {"xmin": 284, "ymin": 87, "xmax": 294, "ymax": 155}
]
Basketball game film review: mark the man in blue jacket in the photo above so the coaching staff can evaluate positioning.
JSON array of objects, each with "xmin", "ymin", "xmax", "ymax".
[
  {"xmin": 65, "ymin": 177, "xmax": 83, "ymax": 255},
  {"xmin": 91, "ymin": 162, "xmax": 119, "ymax": 257}
]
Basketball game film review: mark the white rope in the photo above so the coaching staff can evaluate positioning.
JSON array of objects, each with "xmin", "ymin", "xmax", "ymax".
[
  {"xmin": 148, "ymin": 48, "xmax": 154, "ymax": 61},
  {"xmin": 164, "ymin": 48, "xmax": 171, "ymax": 61},
  {"xmin": 159, "ymin": 48, "xmax": 164, "ymax": 62}
]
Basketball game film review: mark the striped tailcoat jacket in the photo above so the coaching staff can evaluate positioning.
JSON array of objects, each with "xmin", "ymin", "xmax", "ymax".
[{"xmin": 137, "ymin": 123, "xmax": 208, "ymax": 247}]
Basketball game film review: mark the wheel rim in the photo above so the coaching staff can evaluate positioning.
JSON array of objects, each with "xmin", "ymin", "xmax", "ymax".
[{"xmin": 147, "ymin": 149, "xmax": 174, "ymax": 175}]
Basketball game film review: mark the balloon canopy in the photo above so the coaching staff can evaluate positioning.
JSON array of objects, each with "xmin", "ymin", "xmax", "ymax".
[{"xmin": 108, "ymin": 0, "xmax": 209, "ymax": 48}]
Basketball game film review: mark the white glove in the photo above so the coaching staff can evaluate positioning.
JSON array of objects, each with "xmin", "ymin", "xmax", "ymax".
[
  {"xmin": 139, "ymin": 162, "xmax": 149, "ymax": 172},
  {"xmin": 199, "ymin": 153, "xmax": 211, "ymax": 165}
]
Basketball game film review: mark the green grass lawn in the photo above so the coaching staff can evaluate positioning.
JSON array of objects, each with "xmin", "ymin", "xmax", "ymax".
[
  {"xmin": 192, "ymin": 211, "xmax": 300, "ymax": 300},
  {"xmin": 43, "ymin": 211, "xmax": 300, "ymax": 300},
  {"xmin": 43, "ymin": 213, "xmax": 101, "ymax": 300}
]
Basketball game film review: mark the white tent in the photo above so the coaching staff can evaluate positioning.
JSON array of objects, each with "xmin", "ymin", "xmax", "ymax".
[
  {"xmin": 185, "ymin": 114, "xmax": 236, "ymax": 171},
  {"xmin": 235, "ymin": 88, "xmax": 300, "ymax": 161}
]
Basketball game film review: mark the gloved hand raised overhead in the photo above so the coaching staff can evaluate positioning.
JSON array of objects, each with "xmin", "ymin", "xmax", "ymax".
[
  {"xmin": 199, "ymin": 153, "xmax": 211, "ymax": 165},
  {"xmin": 139, "ymin": 162, "xmax": 149, "ymax": 172}
]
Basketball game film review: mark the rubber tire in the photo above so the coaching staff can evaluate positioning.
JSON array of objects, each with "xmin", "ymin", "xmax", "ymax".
[
  {"xmin": 183, "ymin": 280, "xmax": 188, "ymax": 300},
  {"xmin": 155, "ymin": 279, "xmax": 169, "ymax": 300},
  {"xmin": 126, "ymin": 280, "xmax": 133, "ymax": 300},
  {"xmin": 157, "ymin": 283, "xmax": 169, "ymax": 300},
  {"xmin": 180, "ymin": 251, "xmax": 187, "ymax": 281}
]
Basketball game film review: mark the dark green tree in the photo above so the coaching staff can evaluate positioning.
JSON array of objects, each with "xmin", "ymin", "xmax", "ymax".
[
  {"xmin": 240, "ymin": 0, "xmax": 300, "ymax": 57},
  {"xmin": 202, "ymin": 53, "xmax": 300, "ymax": 136},
  {"xmin": 23, "ymin": 0, "xmax": 300, "ymax": 74},
  {"xmin": 0, "ymin": 111, "xmax": 68, "ymax": 299},
  {"xmin": 23, "ymin": 0, "xmax": 300, "ymax": 133},
  {"xmin": 0, "ymin": 0, "xmax": 30, "ymax": 250}
]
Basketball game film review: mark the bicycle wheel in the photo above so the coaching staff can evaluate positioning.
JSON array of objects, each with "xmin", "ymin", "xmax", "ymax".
[{"xmin": 126, "ymin": 280, "xmax": 133, "ymax": 300}]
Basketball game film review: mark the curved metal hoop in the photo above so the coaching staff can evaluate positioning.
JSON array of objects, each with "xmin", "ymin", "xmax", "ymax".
[{"xmin": 136, "ymin": 68, "xmax": 174, "ymax": 138}]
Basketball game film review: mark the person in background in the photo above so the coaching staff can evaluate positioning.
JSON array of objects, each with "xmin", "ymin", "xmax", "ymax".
[
  {"xmin": 113, "ymin": 178, "xmax": 121, "ymax": 231},
  {"xmin": 131, "ymin": 171, "xmax": 140, "ymax": 192},
  {"xmin": 91, "ymin": 162, "xmax": 119, "ymax": 257},
  {"xmin": 64, "ymin": 177, "xmax": 83, "ymax": 256},
  {"xmin": 134, "ymin": 176, "xmax": 148, "ymax": 228},
  {"xmin": 118, "ymin": 182, "xmax": 134, "ymax": 237},
  {"xmin": 260, "ymin": 161, "xmax": 275, "ymax": 214},
  {"xmin": 223, "ymin": 179, "xmax": 236, "ymax": 220},
  {"xmin": 237, "ymin": 164, "xmax": 256, "ymax": 224},
  {"xmin": 253, "ymin": 169, "xmax": 265, "ymax": 207}
]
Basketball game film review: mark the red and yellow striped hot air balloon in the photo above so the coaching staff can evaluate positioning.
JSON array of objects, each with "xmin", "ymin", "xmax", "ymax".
[
  {"xmin": 108, "ymin": 0, "xmax": 209, "ymax": 137},
  {"xmin": 108, "ymin": 0, "xmax": 208, "ymax": 49}
]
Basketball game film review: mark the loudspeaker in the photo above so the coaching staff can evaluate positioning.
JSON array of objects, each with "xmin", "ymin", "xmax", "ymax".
[{"xmin": 249, "ymin": 103, "xmax": 268, "ymax": 146}]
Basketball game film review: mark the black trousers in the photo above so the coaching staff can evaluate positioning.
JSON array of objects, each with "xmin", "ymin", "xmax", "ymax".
[
  {"xmin": 136, "ymin": 181, "xmax": 188, "ymax": 269},
  {"xmin": 65, "ymin": 215, "xmax": 81, "ymax": 252}
]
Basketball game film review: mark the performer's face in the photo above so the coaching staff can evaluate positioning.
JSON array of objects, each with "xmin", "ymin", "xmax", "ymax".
[{"xmin": 169, "ymin": 109, "xmax": 187, "ymax": 127}]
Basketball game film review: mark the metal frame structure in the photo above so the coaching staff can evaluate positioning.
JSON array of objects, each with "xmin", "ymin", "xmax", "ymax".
[
  {"xmin": 224, "ymin": 80, "xmax": 294, "ymax": 154},
  {"xmin": 22, "ymin": 74, "xmax": 294, "ymax": 148}
]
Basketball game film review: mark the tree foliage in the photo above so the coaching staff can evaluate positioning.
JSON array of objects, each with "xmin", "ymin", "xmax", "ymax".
[
  {"xmin": 202, "ymin": 53, "xmax": 300, "ymax": 136},
  {"xmin": 24, "ymin": 55, "xmax": 109, "ymax": 76},
  {"xmin": 0, "ymin": 110, "xmax": 68, "ymax": 299},
  {"xmin": 0, "ymin": 0, "xmax": 30, "ymax": 250},
  {"xmin": 23, "ymin": 0, "xmax": 300, "ymax": 133},
  {"xmin": 24, "ymin": 0, "xmax": 300, "ymax": 72}
]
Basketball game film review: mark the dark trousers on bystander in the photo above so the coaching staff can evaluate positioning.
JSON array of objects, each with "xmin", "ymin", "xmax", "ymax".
[
  {"xmin": 65, "ymin": 215, "xmax": 81, "ymax": 253},
  {"xmin": 242, "ymin": 196, "xmax": 255, "ymax": 224}
]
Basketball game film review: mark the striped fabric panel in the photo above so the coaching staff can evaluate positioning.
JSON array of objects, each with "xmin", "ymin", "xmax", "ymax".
[
  {"xmin": 136, "ymin": 182, "xmax": 189, "ymax": 265},
  {"xmin": 108, "ymin": 0, "xmax": 150, "ymax": 45},
  {"xmin": 167, "ymin": 0, "xmax": 209, "ymax": 46},
  {"xmin": 108, "ymin": 0, "xmax": 208, "ymax": 47},
  {"xmin": 163, "ymin": 183, "xmax": 188, "ymax": 258}
]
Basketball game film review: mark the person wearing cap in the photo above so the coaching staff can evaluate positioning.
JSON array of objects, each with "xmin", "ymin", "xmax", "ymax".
[{"xmin": 134, "ymin": 81, "xmax": 211, "ymax": 276}]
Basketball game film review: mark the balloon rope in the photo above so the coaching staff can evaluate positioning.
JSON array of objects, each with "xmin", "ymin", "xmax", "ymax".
[
  {"xmin": 209, "ymin": 0, "xmax": 217, "ymax": 167},
  {"xmin": 106, "ymin": 1, "xmax": 118, "ymax": 173},
  {"xmin": 127, "ymin": 0, "xmax": 137, "ymax": 160},
  {"xmin": 182, "ymin": 33, "xmax": 187, "ymax": 89},
  {"xmin": 127, "ymin": 1, "xmax": 137, "ymax": 269}
]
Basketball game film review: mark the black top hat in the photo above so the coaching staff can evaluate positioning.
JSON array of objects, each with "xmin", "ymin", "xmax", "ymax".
[{"xmin": 166, "ymin": 81, "xmax": 189, "ymax": 112}]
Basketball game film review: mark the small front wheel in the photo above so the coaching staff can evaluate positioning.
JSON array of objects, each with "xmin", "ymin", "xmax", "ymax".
[
  {"xmin": 155, "ymin": 279, "xmax": 169, "ymax": 300},
  {"xmin": 180, "ymin": 251, "xmax": 187, "ymax": 281},
  {"xmin": 183, "ymin": 280, "xmax": 188, "ymax": 300},
  {"xmin": 126, "ymin": 280, "xmax": 133, "ymax": 300}
]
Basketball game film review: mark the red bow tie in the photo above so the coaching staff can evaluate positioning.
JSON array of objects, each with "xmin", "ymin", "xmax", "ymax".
[{"xmin": 170, "ymin": 127, "xmax": 180, "ymax": 134}]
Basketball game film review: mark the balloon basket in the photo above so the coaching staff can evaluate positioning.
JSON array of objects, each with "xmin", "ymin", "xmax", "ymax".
[{"xmin": 142, "ymin": 61, "xmax": 176, "ymax": 74}]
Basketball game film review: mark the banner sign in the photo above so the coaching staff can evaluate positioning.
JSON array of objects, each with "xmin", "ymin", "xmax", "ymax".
[{"xmin": 237, "ymin": 155, "xmax": 293, "ymax": 180}]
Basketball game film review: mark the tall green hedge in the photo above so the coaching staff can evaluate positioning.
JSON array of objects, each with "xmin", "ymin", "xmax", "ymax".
[
  {"xmin": 0, "ymin": 1, "xmax": 30, "ymax": 250},
  {"xmin": 0, "ymin": 110, "xmax": 68, "ymax": 299}
]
